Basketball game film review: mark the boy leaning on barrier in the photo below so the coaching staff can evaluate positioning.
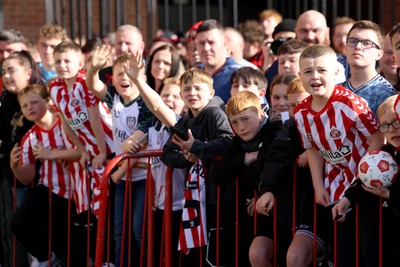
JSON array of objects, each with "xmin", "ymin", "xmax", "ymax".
[{"xmin": 10, "ymin": 84, "xmax": 85, "ymax": 267}]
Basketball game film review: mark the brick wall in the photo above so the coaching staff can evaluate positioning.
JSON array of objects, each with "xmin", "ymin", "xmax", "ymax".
[{"xmin": 2, "ymin": 0, "xmax": 153, "ymax": 47}]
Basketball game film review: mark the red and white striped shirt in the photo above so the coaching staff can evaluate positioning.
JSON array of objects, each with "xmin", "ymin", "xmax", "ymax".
[
  {"xmin": 20, "ymin": 117, "xmax": 74, "ymax": 199},
  {"xmin": 49, "ymin": 70, "xmax": 114, "ymax": 157},
  {"xmin": 294, "ymin": 85, "xmax": 379, "ymax": 201}
]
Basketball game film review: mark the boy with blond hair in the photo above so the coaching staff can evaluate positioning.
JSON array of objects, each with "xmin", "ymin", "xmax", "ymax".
[
  {"xmin": 214, "ymin": 90, "xmax": 282, "ymax": 267},
  {"xmin": 49, "ymin": 41, "xmax": 114, "ymax": 216},
  {"xmin": 343, "ymin": 20, "xmax": 395, "ymax": 117},
  {"xmin": 294, "ymin": 44, "xmax": 384, "ymax": 266},
  {"xmin": 161, "ymin": 68, "xmax": 233, "ymax": 266},
  {"xmin": 36, "ymin": 24, "xmax": 68, "ymax": 83}
]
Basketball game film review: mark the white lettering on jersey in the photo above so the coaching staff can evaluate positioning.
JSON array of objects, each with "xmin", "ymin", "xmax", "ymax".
[{"xmin": 319, "ymin": 145, "xmax": 351, "ymax": 164}]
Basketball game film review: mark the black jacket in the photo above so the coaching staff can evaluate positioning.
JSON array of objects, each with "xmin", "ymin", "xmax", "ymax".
[
  {"xmin": 161, "ymin": 96, "xmax": 234, "ymax": 208},
  {"xmin": 213, "ymin": 117, "xmax": 282, "ymax": 197},
  {"xmin": 0, "ymin": 90, "xmax": 34, "ymax": 187},
  {"xmin": 258, "ymin": 118, "xmax": 315, "ymax": 228}
]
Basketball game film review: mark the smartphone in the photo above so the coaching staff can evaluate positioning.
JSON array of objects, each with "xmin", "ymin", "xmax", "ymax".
[
  {"xmin": 170, "ymin": 126, "xmax": 188, "ymax": 141},
  {"xmin": 138, "ymin": 133, "xmax": 148, "ymax": 144},
  {"xmin": 334, "ymin": 208, "xmax": 352, "ymax": 220}
]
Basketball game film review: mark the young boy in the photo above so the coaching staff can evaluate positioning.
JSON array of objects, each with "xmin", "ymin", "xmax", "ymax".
[
  {"xmin": 161, "ymin": 68, "xmax": 234, "ymax": 266},
  {"xmin": 333, "ymin": 95, "xmax": 400, "ymax": 266},
  {"xmin": 49, "ymin": 41, "xmax": 114, "ymax": 216},
  {"xmin": 36, "ymin": 24, "xmax": 68, "ymax": 83},
  {"xmin": 257, "ymin": 77, "xmax": 331, "ymax": 267},
  {"xmin": 342, "ymin": 20, "xmax": 395, "ymax": 117},
  {"xmin": 10, "ymin": 84, "xmax": 85, "ymax": 267},
  {"xmin": 277, "ymin": 39, "xmax": 309, "ymax": 75},
  {"xmin": 294, "ymin": 44, "xmax": 384, "ymax": 266},
  {"xmin": 124, "ymin": 52, "xmax": 186, "ymax": 267},
  {"xmin": 85, "ymin": 46, "xmax": 154, "ymax": 267},
  {"xmin": 213, "ymin": 90, "xmax": 282, "ymax": 267},
  {"xmin": 230, "ymin": 66, "xmax": 268, "ymax": 105}
]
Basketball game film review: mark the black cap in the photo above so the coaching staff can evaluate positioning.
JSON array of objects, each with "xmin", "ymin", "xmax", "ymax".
[{"xmin": 272, "ymin": 19, "xmax": 297, "ymax": 39}]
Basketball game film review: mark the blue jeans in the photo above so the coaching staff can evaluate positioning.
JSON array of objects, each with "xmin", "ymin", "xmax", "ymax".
[{"xmin": 114, "ymin": 179, "xmax": 146, "ymax": 267}]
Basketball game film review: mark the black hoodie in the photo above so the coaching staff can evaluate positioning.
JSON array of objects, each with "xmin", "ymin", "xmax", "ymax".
[{"xmin": 161, "ymin": 96, "xmax": 234, "ymax": 209}]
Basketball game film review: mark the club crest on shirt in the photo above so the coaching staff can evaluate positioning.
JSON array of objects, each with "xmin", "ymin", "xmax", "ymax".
[
  {"xmin": 126, "ymin": 116, "xmax": 137, "ymax": 130},
  {"xmin": 329, "ymin": 127, "xmax": 342, "ymax": 140},
  {"xmin": 70, "ymin": 99, "xmax": 80, "ymax": 107}
]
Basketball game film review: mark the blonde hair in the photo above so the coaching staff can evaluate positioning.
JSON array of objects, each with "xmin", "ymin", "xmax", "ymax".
[
  {"xmin": 377, "ymin": 95, "xmax": 397, "ymax": 121},
  {"xmin": 163, "ymin": 76, "xmax": 180, "ymax": 87},
  {"xmin": 226, "ymin": 90, "xmax": 261, "ymax": 117},
  {"xmin": 38, "ymin": 24, "xmax": 68, "ymax": 41},
  {"xmin": 180, "ymin": 68, "xmax": 213, "ymax": 90},
  {"xmin": 286, "ymin": 77, "xmax": 306, "ymax": 95},
  {"xmin": 300, "ymin": 44, "xmax": 336, "ymax": 60},
  {"xmin": 54, "ymin": 41, "xmax": 82, "ymax": 55}
]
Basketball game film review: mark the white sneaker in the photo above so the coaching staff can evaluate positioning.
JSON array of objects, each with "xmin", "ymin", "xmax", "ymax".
[
  {"xmin": 37, "ymin": 252, "xmax": 63, "ymax": 267},
  {"xmin": 102, "ymin": 263, "xmax": 116, "ymax": 267},
  {"xmin": 30, "ymin": 255, "xmax": 39, "ymax": 267}
]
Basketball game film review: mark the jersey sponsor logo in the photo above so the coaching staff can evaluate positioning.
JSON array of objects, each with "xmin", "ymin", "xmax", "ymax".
[
  {"xmin": 329, "ymin": 127, "xmax": 342, "ymax": 140},
  {"xmin": 319, "ymin": 145, "xmax": 351, "ymax": 164},
  {"xmin": 114, "ymin": 128, "xmax": 130, "ymax": 142},
  {"xmin": 68, "ymin": 112, "xmax": 88, "ymax": 128},
  {"xmin": 126, "ymin": 116, "xmax": 137, "ymax": 130},
  {"xmin": 151, "ymin": 156, "xmax": 161, "ymax": 165},
  {"xmin": 70, "ymin": 99, "xmax": 80, "ymax": 107}
]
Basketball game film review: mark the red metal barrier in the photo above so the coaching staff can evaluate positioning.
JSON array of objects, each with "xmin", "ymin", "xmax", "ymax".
[
  {"xmin": 90, "ymin": 150, "xmax": 387, "ymax": 267},
  {"xmin": 94, "ymin": 150, "xmax": 163, "ymax": 267}
]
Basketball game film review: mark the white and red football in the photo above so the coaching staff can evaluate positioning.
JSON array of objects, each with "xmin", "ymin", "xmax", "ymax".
[{"xmin": 358, "ymin": 150, "xmax": 398, "ymax": 188}]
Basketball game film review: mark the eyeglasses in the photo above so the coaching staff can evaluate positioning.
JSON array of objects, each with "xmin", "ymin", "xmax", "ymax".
[
  {"xmin": 346, "ymin": 37, "xmax": 380, "ymax": 49},
  {"xmin": 378, "ymin": 120, "xmax": 400, "ymax": 133}
]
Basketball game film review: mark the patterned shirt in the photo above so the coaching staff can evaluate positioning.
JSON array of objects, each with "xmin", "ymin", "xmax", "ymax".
[
  {"xmin": 148, "ymin": 119, "xmax": 185, "ymax": 210},
  {"xmin": 103, "ymin": 86, "xmax": 154, "ymax": 181},
  {"xmin": 20, "ymin": 117, "xmax": 73, "ymax": 199},
  {"xmin": 49, "ymin": 70, "xmax": 114, "ymax": 157},
  {"xmin": 342, "ymin": 74, "xmax": 395, "ymax": 118},
  {"xmin": 294, "ymin": 85, "xmax": 379, "ymax": 201}
]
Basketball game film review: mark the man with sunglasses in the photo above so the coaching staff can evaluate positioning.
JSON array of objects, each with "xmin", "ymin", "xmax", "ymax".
[{"xmin": 342, "ymin": 20, "xmax": 395, "ymax": 118}]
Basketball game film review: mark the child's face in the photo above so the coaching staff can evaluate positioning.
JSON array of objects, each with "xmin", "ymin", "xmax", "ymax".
[
  {"xmin": 378, "ymin": 108, "xmax": 400, "ymax": 148},
  {"xmin": 2, "ymin": 58, "xmax": 32, "ymax": 94},
  {"xmin": 112, "ymin": 63, "xmax": 138, "ymax": 103},
  {"xmin": 37, "ymin": 37, "xmax": 62, "ymax": 68},
  {"xmin": 229, "ymin": 108, "xmax": 263, "ymax": 141},
  {"xmin": 151, "ymin": 49, "xmax": 172, "ymax": 83},
  {"xmin": 181, "ymin": 81, "xmax": 214, "ymax": 116},
  {"xmin": 345, "ymin": 29, "xmax": 383, "ymax": 68},
  {"xmin": 230, "ymin": 78, "xmax": 263, "ymax": 99},
  {"xmin": 19, "ymin": 92, "xmax": 47, "ymax": 122},
  {"xmin": 270, "ymin": 84, "xmax": 289, "ymax": 113},
  {"xmin": 288, "ymin": 92, "xmax": 310, "ymax": 117},
  {"xmin": 54, "ymin": 50, "xmax": 84, "ymax": 81},
  {"xmin": 299, "ymin": 55, "xmax": 338, "ymax": 99},
  {"xmin": 160, "ymin": 83, "xmax": 185, "ymax": 115},
  {"xmin": 278, "ymin": 53, "xmax": 301, "ymax": 75}
]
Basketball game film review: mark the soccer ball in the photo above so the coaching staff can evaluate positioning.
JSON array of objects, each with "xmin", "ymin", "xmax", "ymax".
[{"xmin": 358, "ymin": 150, "xmax": 398, "ymax": 188}]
